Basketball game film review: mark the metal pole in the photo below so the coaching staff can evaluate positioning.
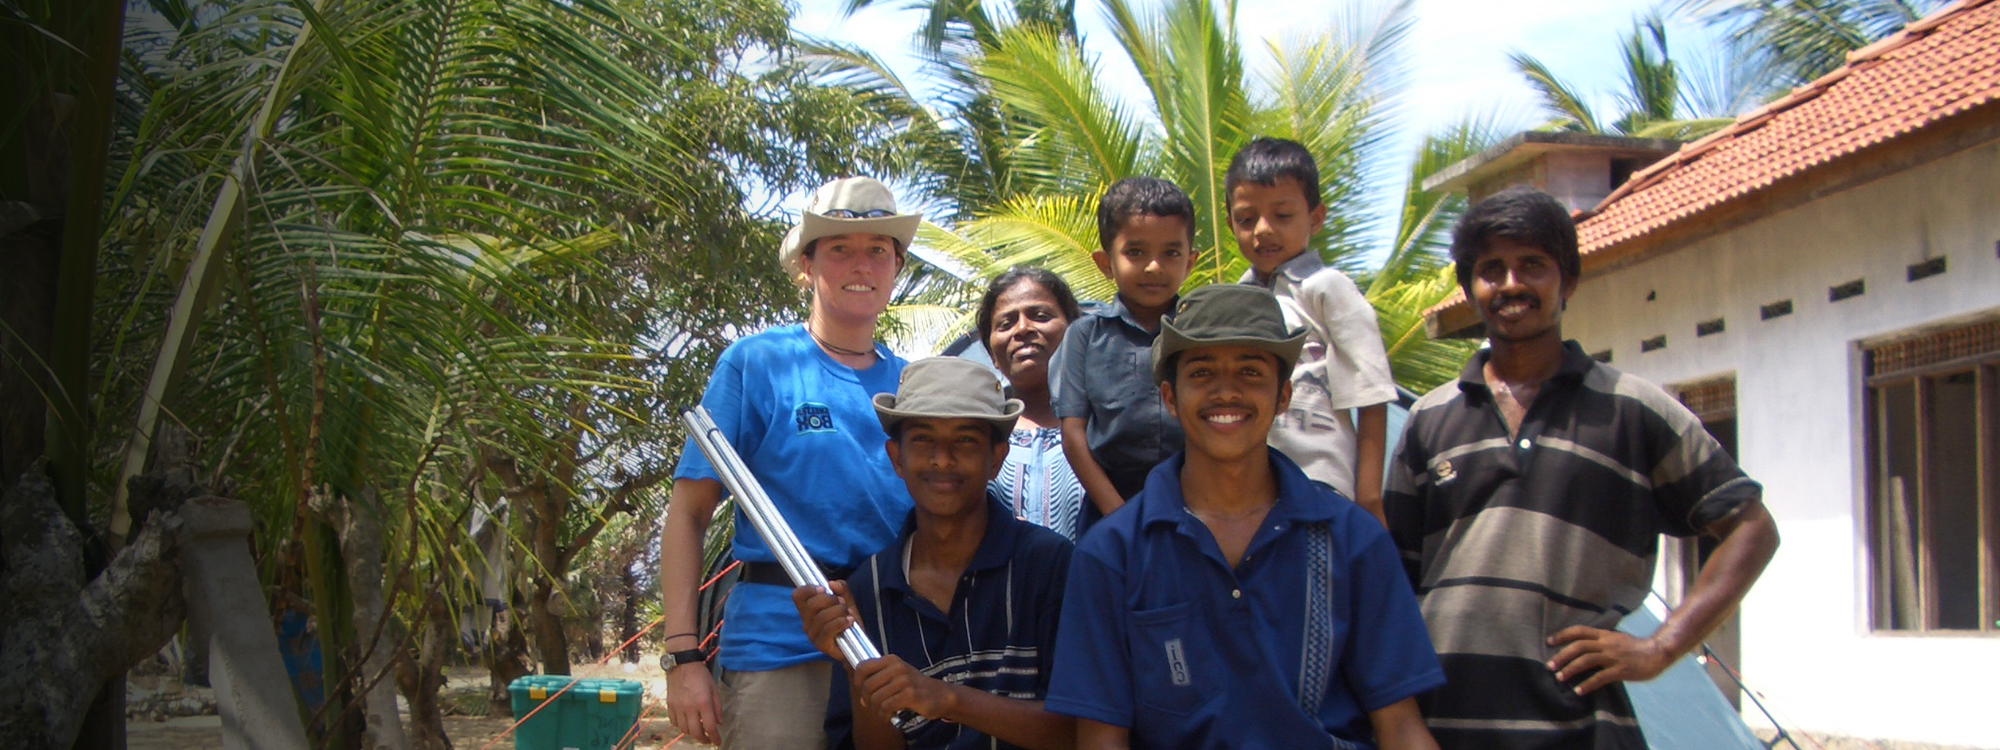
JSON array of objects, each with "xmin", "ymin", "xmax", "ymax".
[{"xmin": 681, "ymin": 407, "xmax": 916, "ymax": 729}]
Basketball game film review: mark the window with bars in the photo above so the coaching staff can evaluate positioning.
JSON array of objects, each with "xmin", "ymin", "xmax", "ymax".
[{"xmin": 1863, "ymin": 318, "xmax": 2000, "ymax": 633}]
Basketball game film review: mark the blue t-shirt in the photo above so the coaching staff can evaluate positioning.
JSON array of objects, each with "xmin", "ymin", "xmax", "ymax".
[
  {"xmin": 674, "ymin": 324, "xmax": 912, "ymax": 672},
  {"xmin": 1046, "ymin": 451, "xmax": 1444, "ymax": 749},
  {"xmin": 826, "ymin": 494, "xmax": 1072, "ymax": 750}
]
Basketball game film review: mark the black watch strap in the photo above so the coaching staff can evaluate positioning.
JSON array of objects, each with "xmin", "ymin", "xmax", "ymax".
[{"xmin": 660, "ymin": 648, "xmax": 706, "ymax": 671}]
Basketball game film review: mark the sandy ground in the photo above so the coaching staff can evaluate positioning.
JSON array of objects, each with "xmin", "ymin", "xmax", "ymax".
[
  {"xmin": 126, "ymin": 661, "xmax": 715, "ymax": 750},
  {"xmin": 124, "ymin": 666, "xmax": 1996, "ymax": 750}
]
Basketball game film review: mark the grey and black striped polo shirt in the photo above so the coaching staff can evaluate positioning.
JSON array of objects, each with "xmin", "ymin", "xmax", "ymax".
[{"xmin": 1384, "ymin": 341, "xmax": 1761, "ymax": 750}]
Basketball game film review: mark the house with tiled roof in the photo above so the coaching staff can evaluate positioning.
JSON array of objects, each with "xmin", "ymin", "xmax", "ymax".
[{"xmin": 1421, "ymin": 0, "xmax": 2000, "ymax": 746}]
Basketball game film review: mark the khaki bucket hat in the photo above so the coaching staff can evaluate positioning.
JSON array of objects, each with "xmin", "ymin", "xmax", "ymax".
[{"xmin": 873, "ymin": 358, "xmax": 1024, "ymax": 435}]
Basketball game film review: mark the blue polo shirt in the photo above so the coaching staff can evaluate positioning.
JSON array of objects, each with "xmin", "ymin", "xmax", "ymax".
[
  {"xmin": 1046, "ymin": 451, "xmax": 1443, "ymax": 749},
  {"xmin": 1049, "ymin": 296, "xmax": 1182, "ymax": 503},
  {"xmin": 827, "ymin": 494, "xmax": 1074, "ymax": 750}
]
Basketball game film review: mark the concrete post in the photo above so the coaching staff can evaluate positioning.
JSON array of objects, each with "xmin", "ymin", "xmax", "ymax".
[{"xmin": 180, "ymin": 496, "xmax": 309, "ymax": 750}]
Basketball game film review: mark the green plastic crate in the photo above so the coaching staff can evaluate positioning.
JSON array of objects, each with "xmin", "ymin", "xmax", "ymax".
[{"xmin": 507, "ymin": 675, "xmax": 645, "ymax": 750}]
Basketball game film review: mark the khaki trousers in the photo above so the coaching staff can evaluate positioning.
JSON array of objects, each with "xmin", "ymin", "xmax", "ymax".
[{"xmin": 720, "ymin": 661, "xmax": 834, "ymax": 750}]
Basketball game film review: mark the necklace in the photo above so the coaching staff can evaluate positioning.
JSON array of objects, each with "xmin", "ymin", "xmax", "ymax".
[{"xmin": 808, "ymin": 324, "xmax": 875, "ymax": 358}]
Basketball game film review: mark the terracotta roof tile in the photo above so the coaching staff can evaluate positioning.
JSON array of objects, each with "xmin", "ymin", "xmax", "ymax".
[
  {"xmin": 1582, "ymin": 0, "xmax": 2000, "ymax": 251},
  {"xmin": 1426, "ymin": 0, "xmax": 2000, "ymax": 325}
]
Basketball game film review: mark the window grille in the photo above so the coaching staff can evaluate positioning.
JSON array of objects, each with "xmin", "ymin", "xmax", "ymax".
[
  {"xmin": 1868, "ymin": 319, "xmax": 2000, "ymax": 377},
  {"xmin": 1862, "ymin": 317, "xmax": 1999, "ymax": 634}
]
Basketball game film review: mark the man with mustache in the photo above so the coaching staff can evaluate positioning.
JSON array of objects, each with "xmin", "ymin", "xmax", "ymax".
[{"xmin": 1383, "ymin": 187, "xmax": 1780, "ymax": 750}]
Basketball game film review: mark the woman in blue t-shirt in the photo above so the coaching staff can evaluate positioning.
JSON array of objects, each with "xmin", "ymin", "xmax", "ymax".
[
  {"xmin": 977, "ymin": 267, "xmax": 1088, "ymax": 541},
  {"xmin": 660, "ymin": 177, "xmax": 920, "ymax": 750}
]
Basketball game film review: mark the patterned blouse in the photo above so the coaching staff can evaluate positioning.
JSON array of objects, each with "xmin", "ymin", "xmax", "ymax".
[{"xmin": 988, "ymin": 426, "xmax": 1086, "ymax": 542}]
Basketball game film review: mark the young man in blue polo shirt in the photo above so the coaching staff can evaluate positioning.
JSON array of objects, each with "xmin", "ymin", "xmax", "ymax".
[
  {"xmin": 1047, "ymin": 284, "xmax": 1443, "ymax": 750},
  {"xmin": 794, "ymin": 357, "xmax": 1075, "ymax": 750}
]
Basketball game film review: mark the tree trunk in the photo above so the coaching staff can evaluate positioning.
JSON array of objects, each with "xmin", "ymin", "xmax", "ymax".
[
  {"xmin": 618, "ymin": 565, "xmax": 640, "ymax": 664},
  {"xmin": 525, "ymin": 479, "xmax": 571, "ymax": 676},
  {"xmin": 0, "ymin": 466, "xmax": 185, "ymax": 747},
  {"xmin": 527, "ymin": 574, "xmax": 570, "ymax": 675},
  {"xmin": 395, "ymin": 595, "xmax": 453, "ymax": 750},
  {"xmin": 484, "ymin": 606, "xmax": 532, "ymax": 718},
  {"xmin": 0, "ymin": 215, "xmax": 57, "ymax": 488}
]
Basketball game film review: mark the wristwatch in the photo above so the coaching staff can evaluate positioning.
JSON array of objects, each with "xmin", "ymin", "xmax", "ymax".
[{"xmin": 660, "ymin": 648, "xmax": 706, "ymax": 672}]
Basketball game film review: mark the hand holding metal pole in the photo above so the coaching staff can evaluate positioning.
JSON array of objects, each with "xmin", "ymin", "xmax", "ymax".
[{"xmin": 681, "ymin": 406, "xmax": 918, "ymax": 730}]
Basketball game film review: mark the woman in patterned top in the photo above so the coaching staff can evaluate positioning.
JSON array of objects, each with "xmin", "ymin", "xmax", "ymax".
[{"xmin": 977, "ymin": 267, "xmax": 1088, "ymax": 541}]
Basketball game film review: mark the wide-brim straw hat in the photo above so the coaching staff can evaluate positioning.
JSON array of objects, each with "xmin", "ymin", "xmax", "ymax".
[
  {"xmin": 777, "ymin": 177, "xmax": 921, "ymax": 285},
  {"xmin": 873, "ymin": 358, "xmax": 1024, "ymax": 435},
  {"xmin": 1151, "ymin": 284, "xmax": 1308, "ymax": 383}
]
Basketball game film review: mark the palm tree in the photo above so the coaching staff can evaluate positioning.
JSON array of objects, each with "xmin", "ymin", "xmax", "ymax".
[
  {"xmin": 1519, "ymin": 1, "xmax": 1948, "ymax": 142},
  {"xmin": 803, "ymin": 0, "xmax": 1482, "ymax": 389},
  {"xmin": 1682, "ymin": 0, "xmax": 1947, "ymax": 87},
  {"xmin": 1511, "ymin": 13, "xmax": 1737, "ymax": 140},
  {"xmin": 909, "ymin": 0, "xmax": 1480, "ymax": 390},
  {"xmin": 88, "ymin": 0, "xmax": 904, "ymax": 741},
  {"xmin": 894, "ymin": 0, "xmax": 1400, "ymax": 280},
  {"xmin": 4, "ymin": 3, "xmax": 147, "ymax": 744},
  {"xmin": 1365, "ymin": 119, "xmax": 1500, "ymax": 393},
  {"xmin": 840, "ymin": 0, "xmax": 1078, "ymax": 53}
]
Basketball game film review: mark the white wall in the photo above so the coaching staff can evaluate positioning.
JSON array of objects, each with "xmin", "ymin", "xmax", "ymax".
[{"xmin": 1562, "ymin": 138, "xmax": 2000, "ymax": 748}]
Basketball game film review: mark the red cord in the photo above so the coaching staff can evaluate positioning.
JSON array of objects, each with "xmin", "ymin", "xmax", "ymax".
[{"xmin": 470, "ymin": 612, "xmax": 670, "ymax": 750}]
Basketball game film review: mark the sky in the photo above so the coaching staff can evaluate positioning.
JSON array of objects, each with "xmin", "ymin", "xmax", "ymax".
[{"xmin": 784, "ymin": 0, "xmax": 1727, "ymax": 260}]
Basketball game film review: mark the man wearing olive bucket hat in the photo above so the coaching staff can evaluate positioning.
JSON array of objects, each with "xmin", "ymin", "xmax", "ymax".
[
  {"xmin": 1044, "ymin": 284, "xmax": 1444, "ymax": 749},
  {"xmin": 661, "ymin": 177, "xmax": 922, "ymax": 748},
  {"xmin": 793, "ymin": 357, "xmax": 1076, "ymax": 750}
]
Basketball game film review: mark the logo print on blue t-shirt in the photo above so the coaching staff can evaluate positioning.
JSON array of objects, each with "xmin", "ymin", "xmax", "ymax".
[
  {"xmin": 1165, "ymin": 638, "xmax": 1191, "ymax": 686},
  {"xmin": 795, "ymin": 403, "xmax": 835, "ymax": 434}
]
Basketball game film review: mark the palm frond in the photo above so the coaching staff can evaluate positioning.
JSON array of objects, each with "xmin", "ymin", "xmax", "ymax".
[
  {"xmin": 957, "ymin": 193, "xmax": 1110, "ymax": 302},
  {"xmin": 1146, "ymin": 0, "xmax": 1251, "ymax": 279},
  {"xmin": 1686, "ymin": 0, "xmax": 1945, "ymax": 86},
  {"xmin": 1371, "ymin": 265, "xmax": 1478, "ymax": 393},
  {"xmin": 976, "ymin": 23, "xmax": 1145, "ymax": 192},
  {"xmin": 1253, "ymin": 4, "xmax": 1407, "ymax": 270},
  {"xmin": 1377, "ymin": 116, "xmax": 1503, "ymax": 292},
  {"xmin": 1675, "ymin": 29, "xmax": 1786, "ymax": 118},
  {"xmin": 1510, "ymin": 50, "xmax": 1602, "ymax": 133},
  {"xmin": 797, "ymin": 37, "xmax": 928, "ymax": 109},
  {"xmin": 1626, "ymin": 115, "xmax": 1736, "ymax": 140},
  {"xmin": 1615, "ymin": 13, "xmax": 1680, "ymax": 128}
]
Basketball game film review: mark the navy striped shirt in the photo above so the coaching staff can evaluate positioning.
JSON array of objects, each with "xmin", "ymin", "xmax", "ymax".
[
  {"xmin": 1384, "ymin": 341, "xmax": 1761, "ymax": 750},
  {"xmin": 826, "ymin": 494, "xmax": 1073, "ymax": 750}
]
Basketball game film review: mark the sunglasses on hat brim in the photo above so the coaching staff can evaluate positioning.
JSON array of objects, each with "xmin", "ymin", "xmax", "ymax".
[{"xmin": 818, "ymin": 208, "xmax": 898, "ymax": 219}]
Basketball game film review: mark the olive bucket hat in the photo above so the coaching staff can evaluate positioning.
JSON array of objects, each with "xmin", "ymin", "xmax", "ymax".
[
  {"xmin": 873, "ymin": 358, "xmax": 1025, "ymax": 435},
  {"xmin": 1150, "ymin": 284, "xmax": 1307, "ymax": 383},
  {"xmin": 777, "ymin": 177, "xmax": 922, "ymax": 284}
]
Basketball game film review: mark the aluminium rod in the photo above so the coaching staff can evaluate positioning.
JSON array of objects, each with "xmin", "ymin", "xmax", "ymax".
[{"xmin": 681, "ymin": 406, "xmax": 917, "ymax": 729}]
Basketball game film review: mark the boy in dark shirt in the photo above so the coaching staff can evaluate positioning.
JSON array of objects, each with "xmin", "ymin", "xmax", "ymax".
[{"xmin": 1051, "ymin": 176, "xmax": 1198, "ymax": 523}]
